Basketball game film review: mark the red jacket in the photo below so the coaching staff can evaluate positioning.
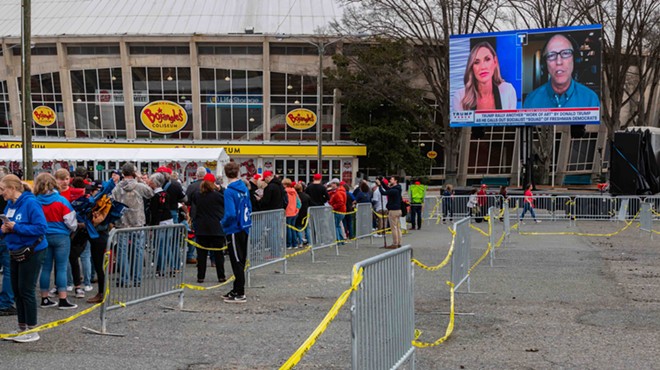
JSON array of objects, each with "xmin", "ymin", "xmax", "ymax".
[{"xmin": 329, "ymin": 187, "xmax": 347, "ymax": 212}]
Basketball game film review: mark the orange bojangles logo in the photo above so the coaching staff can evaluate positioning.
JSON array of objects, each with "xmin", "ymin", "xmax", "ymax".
[
  {"xmin": 140, "ymin": 100, "xmax": 188, "ymax": 134},
  {"xmin": 285, "ymin": 108, "xmax": 317, "ymax": 130},
  {"xmin": 33, "ymin": 106, "xmax": 57, "ymax": 127}
]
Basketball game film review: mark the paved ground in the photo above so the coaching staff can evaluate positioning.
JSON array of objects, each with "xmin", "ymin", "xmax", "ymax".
[{"xmin": 1, "ymin": 218, "xmax": 659, "ymax": 369}]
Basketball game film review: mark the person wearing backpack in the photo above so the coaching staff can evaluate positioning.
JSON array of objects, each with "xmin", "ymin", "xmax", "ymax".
[
  {"xmin": 221, "ymin": 162, "xmax": 252, "ymax": 304},
  {"xmin": 409, "ymin": 179, "xmax": 427, "ymax": 230}
]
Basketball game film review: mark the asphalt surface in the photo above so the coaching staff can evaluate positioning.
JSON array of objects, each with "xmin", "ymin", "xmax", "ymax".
[{"xmin": 1, "ymin": 218, "xmax": 659, "ymax": 369}]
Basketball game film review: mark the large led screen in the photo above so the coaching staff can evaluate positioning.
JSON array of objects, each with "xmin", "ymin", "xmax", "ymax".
[{"xmin": 449, "ymin": 25, "xmax": 602, "ymax": 127}]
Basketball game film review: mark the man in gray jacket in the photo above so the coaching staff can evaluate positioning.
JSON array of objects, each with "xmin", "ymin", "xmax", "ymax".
[{"xmin": 111, "ymin": 163, "xmax": 154, "ymax": 287}]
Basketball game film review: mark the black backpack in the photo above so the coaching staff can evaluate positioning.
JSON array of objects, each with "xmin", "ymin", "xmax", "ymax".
[{"xmin": 400, "ymin": 199, "xmax": 408, "ymax": 217}]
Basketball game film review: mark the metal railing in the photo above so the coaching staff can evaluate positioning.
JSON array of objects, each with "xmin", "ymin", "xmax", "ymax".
[
  {"xmin": 308, "ymin": 206, "xmax": 339, "ymax": 262},
  {"xmin": 508, "ymin": 195, "xmax": 572, "ymax": 223},
  {"xmin": 351, "ymin": 245, "xmax": 415, "ymax": 370},
  {"xmin": 95, "ymin": 224, "xmax": 187, "ymax": 334},
  {"xmin": 354, "ymin": 203, "xmax": 373, "ymax": 246},
  {"xmin": 247, "ymin": 209, "xmax": 287, "ymax": 287},
  {"xmin": 423, "ymin": 196, "xmax": 440, "ymax": 220},
  {"xmin": 645, "ymin": 196, "xmax": 660, "ymax": 221},
  {"xmin": 451, "ymin": 217, "xmax": 471, "ymax": 292},
  {"xmin": 639, "ymin": 202, "xmax": 653, "ymax": 238}
]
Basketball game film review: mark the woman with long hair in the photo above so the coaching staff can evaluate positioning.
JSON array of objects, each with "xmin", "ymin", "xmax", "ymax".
[
  {"xmin": 0, "ymin": 175, "xmax": 48, "ymax": 342},
  {"xmin": 452, "ymin": 41, "xmax": 517, "ymax": 111},
  {"xmin": 191, "ymin": 174, "xmax": 226, "ymax": 283}
]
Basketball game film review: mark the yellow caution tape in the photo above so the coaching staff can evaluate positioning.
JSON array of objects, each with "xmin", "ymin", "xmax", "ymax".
[
  {"xmin": 186, "ymin": 238, "xmax": 228, "ymax": 252},
  {"xmin": 181, "ymin": 276, "xmax": 235, "ymax": 291},
  {"xmin": 332, "ymin": 209, "xmax": 357, "ymax": 215},
  {"xmin": 470, "ymin": 224, "xmax": 489, "ymax": 237},
  {"xmin": 0, "ymin": 252, "xmax": 111, "ymax": 339},
  {"xmin": 469, "ymin": 242, "xmax": 492, "ymax": 274},
  {"xmin": 372, "ymin": 210, "xmax": 388, "ymax": 219},
  {"xmin": 286, "ymin": 215, "xmax": 310, "ymax": 232},
  {"xmin": 519, "ymin": 214, "xmax": 637, "ymax": 238},
  {"xmin": 411, "ymin": 228, "xmax": 456, "ymax": 271},
  {"xmin": 412, "ymin": 281, "xmax": 455, "ymax": 348},
  {"xmin": 280, "ymin": 265, "xmax": 364, "ymax": 370},
  {"xmin": 285, "ymin": 246, "xmax": 313, "ymax": 259}
]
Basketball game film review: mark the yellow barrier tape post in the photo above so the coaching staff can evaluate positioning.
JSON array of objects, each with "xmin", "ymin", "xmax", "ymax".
[
  {"xmin": 412, "ymin": 227, "xmax": 456, "ymax": 271},
  {"xmin": 280, "ymin": 266, "xmax": 364, "ymax": 370},
  {"xmin": 413, "ymin": 281, "xmax": 455, "ymax": 348}
]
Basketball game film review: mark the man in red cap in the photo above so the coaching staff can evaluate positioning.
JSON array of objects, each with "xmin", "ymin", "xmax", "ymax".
[
  {"xmin": 477, "ymin": 184, "xmax": 488, "ymax": 216},
  {"xmin": 305, "ymin": 173, "xmax": 329, "ymax": 207},
  {"xmin": 156, "ymin": 166, "xmax": 186, "ymax": 223},
  {"xmin": 248, "ymin": 173, "xmax": 262, "ymax": 212},
  {"xmin": 260, "ymin": 171, "xmax": 285, "ymax": 211},
  {"xmin": 409, "ymin": 178, "xmax": 427, "ymax": 230}
]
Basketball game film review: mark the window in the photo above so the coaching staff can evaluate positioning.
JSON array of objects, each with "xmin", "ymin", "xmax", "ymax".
[
  {"xmin": 132, "ymin": 67, "xmax": 193, "ymax": 139},
  {"xmin": 0, "ymin": 81, "xmax": 10, "ymax": 135},
  {"xmin": 18, "ymin": 72, "xmax": 65, "ymax": 137},
  {"xmin": 13, "ymin": 45, "xmax": 57, "ymax": 56},
  {"xmin": 467, "ymin": 127, "xmax": 516, "ymax": 175},
  {"xmin": 67, "ymin": 45, "xmax": 120, "ymax": 55},
  {"xmin": 567, "ymin": 133, "xmax": 597, "ymax": 172},
  {"xmin": 198, "ymin": 44, "xmax": 263, "ymax": 55},
  {"xmin": 200, "ymin": 68, "xmax": 263, "ymax": 140},
  {"xmin": 71, "ymin": 68, "xmax": 126, "ymax": 139},
  {"xmin": 270, "ymin": 72, "xmax": 333, "ymax": 141},
  {"xmin": 269, "ymin": 44, "xmax": 335, "ymax": 56},
  {"xmin": 129, "ymin": 45, "xmax": 190, "ymax": 54}
]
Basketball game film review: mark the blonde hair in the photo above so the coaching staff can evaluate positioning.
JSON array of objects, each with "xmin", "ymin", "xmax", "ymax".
[
  {"xmin": 33, "ymin": 173, "xmax": 59, "ymax": 195},
  {"xmin": 461, "ymin": 42, "xmax": 504, "ymax": 110},
  {"xmin": 282, "ymin": 178, "xmax": 293, "ymax": 187},
  {"xmin": 54, "ymin": 168, "xmax": 70, "ymax": 181},
  {"xmin": 0, "ymin": 174, "xmax": 31, "ymax": 193}
]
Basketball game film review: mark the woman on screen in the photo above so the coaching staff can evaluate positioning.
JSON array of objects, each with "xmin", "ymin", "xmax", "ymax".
[{"xmin": 452, "ymin": 41, "xmax": 517, "ymax": 111}]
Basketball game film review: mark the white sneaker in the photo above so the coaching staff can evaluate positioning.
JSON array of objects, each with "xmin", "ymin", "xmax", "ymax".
[
  {"xmin": 75, "ymin": 288, "xmax": 85, "ymax": 298},
  {"xmin": 2, "ymin": 330, "xmax": 22, "ymax": 341},
  {"xmin": 12, "ymin": 331, "xmax": 40, "ymax": 343},
  {"xmin": 48, "ymin": 288, "xmax": 57, "ymax": 298},
  {"xmin": 66, "ymin": 286, "xmax": 73, "ymax": 292},
  {"xmin": 84, "ymin": 285, "xmax": 94, "ymax": 292},
  {"xmin": 374, "ymin": 234, "xmax": 383, "ymax": 238},
  {"xmin": 535, "ymin": 220, "xmax": 542, "ymax": 223}
]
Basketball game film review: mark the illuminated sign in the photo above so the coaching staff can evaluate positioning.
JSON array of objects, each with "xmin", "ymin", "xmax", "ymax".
[{"xmin": 427, "ymin": 151, "xmax": 438, "ymax": 159}]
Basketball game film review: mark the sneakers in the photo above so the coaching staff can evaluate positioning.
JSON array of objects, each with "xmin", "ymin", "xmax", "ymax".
[
  {"xmin": 0, "ymin": 306, "xmax": 17, "ymax": 316},
  {"xmin": 41, "ymin": 297, "xmax": 58, "ymax": 308},
  {"xmin": 48, "ymin": 288, "xmax": 57, "ymax": 298},
  {"xmin": 223, "ymin": 294, "xmax": 246, "ymax": 303},
  {"xmin": 221, "ymin": 290, "xmax": 236, "ymax": 299},
  {"xmin": 86, "ymin": 293, "xmax": 103, "ymax": 304},
  {"xmin": 58, "ymin": 299, "xmax": 78, "ymax": 310},
  {"xmin": 2, "ymin": 330, "xmax": 22, "ymax": 341},
  {"xmin": 75, "ymin": 288, "xmax": 85, "ymax": 298},
  {"xmin": 12, "ymin": 331, "xmax": 40, "ymax": 343},
  {"xmin": 84, "ymin": 285, "xmax": 94, "ymax": 292},
  {"xmin": 535, "ymin": 220, "xmax": 542, "ymax": 223},
  {"xmin": 66, "ymin": 285, "xmax": 73, "ymax": 292}
]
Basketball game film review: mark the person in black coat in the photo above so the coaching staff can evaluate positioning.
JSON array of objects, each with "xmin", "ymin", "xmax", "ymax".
[
  {"xmin": 305, "ymin": 173, "xmax": 330, "ymax": 207},
  {"xmin": 191, "ymin": 174, "xmax": 226, "ymax": 283},
  {"xmin": 295, "ymin": 183, "xmax": 311, "ymax": 245},
  {"xmin": 248, "ymin": 174, "xmax": 262, "ymax": 212},
  {"xmin": 260, "ymin": 171, "xmax": 285, "ymax": 211}
]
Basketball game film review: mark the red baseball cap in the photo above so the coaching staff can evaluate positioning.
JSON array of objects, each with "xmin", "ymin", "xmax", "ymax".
[
  {"xmin": 382, "ymin": 178, "xmax": 389, "ymax": 185},
  {"xmin": 252, "ymin": 174, "xmax": 261, "ymax": 180},
  {"xmin": 313, "ymin": 173, "xmax": 322, "ymax": 180},
  {"xmin": 414, "ymin": 181, "xmax": 421, "ymax": 185},
  {"xmin": 339, "ymin": 181, "xmax": 346, "ymax": 186},
  {"xmin": 203, "ymin": 173, "xmax": 216, "ymax": 183},
  {"xmin": 263, "ymin": 171, "xmax": 273, "ymax": 178},
  {"xmin": 156, "ymin": 166, "xmax": 173, "ymax": 175},
  {"xmin": 481, "ymin": 184, "xmax": 487, "ymax": 188}
]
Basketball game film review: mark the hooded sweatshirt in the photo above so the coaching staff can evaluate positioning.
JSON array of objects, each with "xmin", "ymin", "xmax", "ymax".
[
  {"xmin": 329, "ymin": 186, "xmax": 347, "ymax": 213},
  {"xmin": 111, "ymin": 178, "xmax": 154, "ymax": 228},
  {"xmin": 222, "ymin": 179, "xmax": 252, "ymax": 235},
  {"xmin": 2, "ymin": 191, "xmax": 48, "ymax": 252},
  {"xmin": 285, "ymin": 187, "xmax": 299, "ymax": 217},
  {"xmin": 36, "ymin": 191, "xmax": 77, "ymax": 235}
]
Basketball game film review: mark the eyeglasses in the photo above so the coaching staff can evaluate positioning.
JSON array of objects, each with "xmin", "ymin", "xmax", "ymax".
[{"xmin": 544, "ymin": 49, "xmax": 574, "ymax": 62}]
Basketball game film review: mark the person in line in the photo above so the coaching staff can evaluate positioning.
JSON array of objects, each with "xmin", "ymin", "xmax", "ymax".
[
  {"xmin": 294, "ymin": 183, "xmax": 311, "ymax": 246},
  {"xmin": 111, "ymin": 163, "xmax": 154, "ymax": 287},
  {"xmin": 54, "ymin": 169, "xmax": 72, "ymax": 201},
  {"xmin": 377, "ymin": 176, "xmax": 403, "ymax": 249},
  {"xmin": 0, "ymin": 168, "xmax": 15, "ymax": 316},
  {"xmin": 327, "ymin": 179, "xmax": 347, "ymax": 244},
  {"xmin": 477, "ymin": 184, "xmax": 488, "ymax": 217},
  {"xmin": 520, "ymin": 184, "xmax": 541, "ymax": 223},
  {"xmin": 523, "ymin": 34, "xmax": 599, "ymax": 108},
  {"xmin": 442, "ymin": 184, "xmax": 454, "ymax": 224},
  {"xmin": 453, "ymin": 41, "xmax": 517, "ymax": 111},
  {"xmin": 467, "ymin": 188, "xmax": 479, "ymax": 218},
  {"xmin": 0, "ymin": 175, "xmax": 48, "ymax": 343},
  {"xmin": 156, "ymin": 166, "xmax": 186, "ymax": 223},
  {"xmin": 305, "ymin": 173, "xmax": 330, "ymax": 207},
  {"xmin": 66, "ymin": 177, "xmax": 89, "ymax": 299},
  {"xmin": 283, "ymin": 179, "xmax": 301, "ymax": 249},
  {"xmin": 353, "ymin": 180, "xmax": 372, "ymax": 205},
  {"xmin": 33, "ymin": 173, "xmax": 78, "ymax": 310},
  {"xmin": 221, "ymin": 162, "xmax": 252, "ymax": 303},
  {"xmin": 146, "ymin": 173, "xmax": 176, "ymax": 277},
  {"xmin": 260, "ymin": 171, "xmax": 285, "ymax": 211},
  {"xmin": 408, "ymin": 179, "xmax": 427, "ymax": 230},
  {"xmin": 342, "ymin": 182, "xmax": 355, "ymax": 240},
  {"xmin": 184, "ymin": 167, "xmax": 208, "ymax": 265},
  {"xmin": 498, "ymin": 185, "xmax": 508, "ymax": 221},
  {"xmin": 248, "ymin": 174, "xmax": 262, "ymax": 212},
  {"xmin": 371, "ymin": 179, "xmax": 388, "ymax": 237},
  {"xmin": 192, "ymin": 173, "xmax": 226, "ymax": 283}
]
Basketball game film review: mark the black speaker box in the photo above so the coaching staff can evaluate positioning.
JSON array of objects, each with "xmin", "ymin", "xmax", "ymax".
[{"xmin": 610, "ymin": 132, "xmax": 641, "ymax": 195}]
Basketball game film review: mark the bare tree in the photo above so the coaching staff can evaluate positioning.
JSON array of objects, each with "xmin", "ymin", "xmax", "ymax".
[{"xmin": 333, "ymin": 0, "xmax": 502, "ymax": 185}]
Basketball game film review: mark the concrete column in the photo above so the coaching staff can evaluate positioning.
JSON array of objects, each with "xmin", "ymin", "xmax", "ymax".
[
  {"xmin": 189, "ymin": 39, "xmax": 201, "ymax": 140},
  {"xmin": 3, "ymin": 44, "xmax": 22, "ymax": 137},
  {"xmin": 262, "ymin": 40, "xmax": 271, "ymax": 141},
  {"xmin": 119, "ymin": 41, "xmax": 136, "ymax": 139},
  {"xmin": 56, "ymin": 42, "xmax": 76, "ymax": 138},
  {"xmin": 332, "ymin": 88, "xmax": 341, "ymax": 141},
  {"xmin": 456, "ymin": 128, "xmax": 471, "ymax": 186}
]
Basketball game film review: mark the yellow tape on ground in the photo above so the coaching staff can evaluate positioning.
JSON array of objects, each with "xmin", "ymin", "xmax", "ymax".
[
  {"xmin": 0, "ymin": 252, "xmax": 111, "ymax": 339},
  {"xmin": 181, "ymin": 276, "xmax": 235, "ymax": 291},
  {"xmin": 411, "ymin": 228, "xmax": 456, "ymax": 271},
  {"xmin": 412, "ymin": 281, "xmax": 455, "ymax": 348},
  {"xmin": 186, "ymin": 239, "xmax": 228, "ymax": 252},
  {"xmin": 519, "ymin": 215, "xmax": 637, "ymax": 238},
  {"xmin": 285, "ymin": 246, "xmax": 312, "ymax": 259},
  {"xmin": 280, "ymin": 266, "xmax": 364, "ymax": 370},
  {"xmin": 470, "ymin": 224, "xmax": 489, "ymax": 237}
]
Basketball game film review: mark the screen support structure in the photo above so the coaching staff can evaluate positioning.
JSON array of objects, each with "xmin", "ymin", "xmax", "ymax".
[{"xmin": 520, "ymin": 126, "xmax": 536, "ymax": 190}]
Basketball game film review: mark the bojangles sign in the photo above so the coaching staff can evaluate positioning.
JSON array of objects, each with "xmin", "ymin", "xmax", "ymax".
[
  {"xmin": 285, "ymin": 108, "xmax": 317, "ymax": 130},
  {"xmin": 33, "ymin": 106, "xmax": 57, "ymax": 127},
  {"xmin": 140, "ymin": 100, "xmax": 188, "ymax": 134}
]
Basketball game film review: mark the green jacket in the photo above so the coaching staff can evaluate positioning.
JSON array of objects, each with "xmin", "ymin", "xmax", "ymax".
[{"xmin": 409, "ymin": 184, "xmax": 427, "ymax": 204}]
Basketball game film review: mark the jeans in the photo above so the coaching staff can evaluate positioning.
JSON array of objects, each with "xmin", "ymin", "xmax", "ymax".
[
  {"xmin": 170, "ymin": 210, "xmax": 179, "ymax": 224},
  {"xmin": 39, "ymin": 234, "xmax": 71, "ymax": 293},
  {"xmin": 0, "ymin": 239, "xmax": 14, "ymax": 309},
  {"xmin": 11, "ymin": 249, "xmax": 46, "ymax": 326},
  {"xmin": 442, "ymin": 199, "xmax": 453, "ymax": 222},
  {"xmin": 520, "ymin": 202, "xmax": 537, "ymax": 220},
  {"xmin": 286, "ymin": 216, "xmax": 298, "ymax": 248},
  {"xmin": 410, "ymin": 204, "xmax": 423, "ymax": 229},
  {"xmin": 334, "ymin": 213, "xmax": 345, "ymax": 243},
  {"xmin": 117, "ymin": 230, "xmax": 145, "ymax": 286},
  {"xmin": 182, "ymin": 220, "xmax": 196, "ymax": 260},
  {"xmin": 81, "ymin": 242, "xmax": 92, "ymax": 286},
  {"xmin": 156, "ymin": 228, "xmax": 177, "ymax": 275},
  {"xmin": 195, "ymin": 235, "xmax": 225, "ymax": 281},
  {"xmin": 228, "ymin": 231, "xmax": 248, "ymax": 296},
  {"xmin": 343, "ymin": 213, "xmax": 354, "ymax": 239}
]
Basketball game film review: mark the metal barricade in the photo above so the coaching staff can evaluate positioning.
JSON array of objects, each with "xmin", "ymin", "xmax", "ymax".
[
  {"xmin": 351, "ymin": 245, "xmax": 415, "ymax": 370},
  {"xmin": 247, "ymin": 209, "xmax": 287, "ymax": 287},
  {"xmin": 423, "ymin": 196, "xmax": 440, "ymax": 220},
  {"xmin": 613, "ymin": 196, "xmax": 642, "ymax": 221},
  {"xmin": 354, "ymin": 203, "xmax": 373, "ymax": 246},
  {"xmin": 640, "ymin": 202, "xmax": 653, "ymax": 238},
  {"xmin": 573, "ymin": 195, "xmax": 617, "ymax": 220},
  {"xmin": 451, "ymin": 217, "xmax": 471, "ymax": 292},
  {"xmin": 488, "ymin": 207, "xmax": 496, "ymax": 267},
  {"xmin": 503, "ymin": 201, "xmax": 511, "ymax": 241},
  {"xmin": 93, "ymin": 224, "xmax": 187, "ymax": 335},
  {"xmin": 308, "ymin": 206, "xmax": 339, "ymax": 262},
  {"xmin": 645, "ymin": 196, "xmax": 660, "ymax": 221},
  {"xmin": 508, "ymin": 195, "xmax": 572, "ymax": 222}
]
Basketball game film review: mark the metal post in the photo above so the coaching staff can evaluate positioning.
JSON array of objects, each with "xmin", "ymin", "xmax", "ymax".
[
  {"xmin": 21, "ymin": 0, "xmax": 33, "ymax": 180},
  {"xmin": 317, "ymin": 42, "xmax": 324, "ymax": 171}
]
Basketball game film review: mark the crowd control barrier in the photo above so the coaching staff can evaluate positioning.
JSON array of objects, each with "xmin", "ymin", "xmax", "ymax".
[
  {"xmin": 90, "ymin": 224, "xmax": 187, "ymax": 335},
  {"xmin": 508, "ymin": 195, "xmax": 572, "ymax": 223},
  {"xmin": 503, "ymin": 201, "xmax": 511, "ymax": 239},
  {"xmin": 308, "ymin": 206, "xmax": 339, "ymax": 262},
  {"xmin": 488, "ymin": 207, "xmax": 497, "ymax": 267},
  {"xmin": 247, "ymin": 209, "xmax": 287, "ymax": 287},
  {"xmin": 640, "ymin": 202, "xmax": 653, "ymax": 238},
  {"xmin": 423, "ymin": 196, "xmax": 440, "ymax": 220},
  {"xmin": 351, "ymin": 245, "xmax": 415, "ymax": 370},
  {"xmin": 354, "ymin": 203, "xmax": 374, "ymax": 246},
  {"xmin": 646, "ymin": 196, "xmax": 660, "ymax": 221},
  {"xmin": 451, "ymin": 217, "xmax": 471, "ymax": 292}
]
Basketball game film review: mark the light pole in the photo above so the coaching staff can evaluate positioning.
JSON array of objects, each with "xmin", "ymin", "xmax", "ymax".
[{"xmin": 21, "ymin": 0, "xmax": 33, "ymax": 180}]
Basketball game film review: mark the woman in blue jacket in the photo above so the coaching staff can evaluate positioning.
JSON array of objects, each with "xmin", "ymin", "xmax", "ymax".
[{"xmin": 0, "ymin": 174, "xmax": 48, "ymax": 343}]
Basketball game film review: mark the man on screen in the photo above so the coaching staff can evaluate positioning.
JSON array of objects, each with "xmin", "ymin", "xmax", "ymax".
[{"xmin": 523, "ymin": 34, "xmax": 599, "ymax": 109}]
